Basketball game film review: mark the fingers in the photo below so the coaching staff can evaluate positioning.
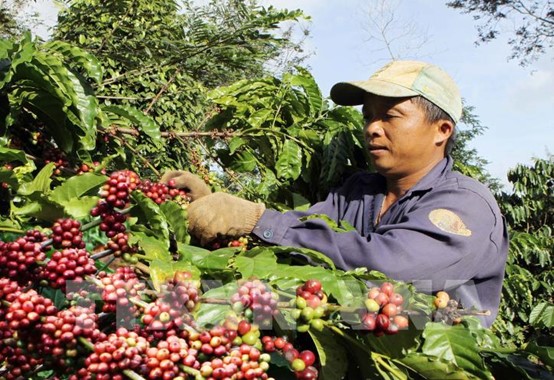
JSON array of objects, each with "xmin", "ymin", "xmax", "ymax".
[
  {"xmin": 160, "ymin": 170, "xmax": 187, "ymax": 184},
  {"xmin": 177, "ymin": 172, "xmax": 211, "ymax": 200}
]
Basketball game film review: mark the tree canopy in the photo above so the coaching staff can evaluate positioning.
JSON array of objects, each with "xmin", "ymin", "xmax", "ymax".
[{"xmin": 447, "ymin": 0, "xmax": 554, "ymax": 66}]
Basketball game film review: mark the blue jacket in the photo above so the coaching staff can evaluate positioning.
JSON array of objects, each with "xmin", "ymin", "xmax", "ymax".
[{"xmin": 252, "ymin": 157, "xmax": 509, "ymax": 327}]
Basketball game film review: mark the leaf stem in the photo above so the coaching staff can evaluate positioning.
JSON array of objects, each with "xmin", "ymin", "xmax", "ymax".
[
  {"xmin": 78, "ymin": 336, "xmax": 95, "ymax": 351},
  {"xmin": 180, "ymin": 364, "xmax": 204, "ymax": 379},
  {"xmin": 91, "ymin": 249, "xmax": 113, "ymax": 260},
  {"xmin": 372, "ymin": 352, "xmax": 407, "ymax": 380},
  {"xmin": 129, "ymin": 297, "xmax": 150, "ymax": 309},
  {"xmin": 123, "ymin": 369, "xmax": 148, "ymax": 380}
]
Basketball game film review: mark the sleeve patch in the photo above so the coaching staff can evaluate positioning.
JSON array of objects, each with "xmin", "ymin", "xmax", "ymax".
[{"xmin": 428, "ymin": 209, "xmax": 472, "ymax": 237}]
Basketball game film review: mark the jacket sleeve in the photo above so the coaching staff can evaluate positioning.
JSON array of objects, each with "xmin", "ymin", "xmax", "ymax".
[{"xmin": 252, "ymin": 186, "xmax": 507, "ymax": 293}]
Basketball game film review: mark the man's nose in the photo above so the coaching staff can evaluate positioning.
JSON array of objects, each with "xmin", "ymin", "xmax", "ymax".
[{"xmin": 365, "ymin": 120, "xmax": 384, "ymax": 138}]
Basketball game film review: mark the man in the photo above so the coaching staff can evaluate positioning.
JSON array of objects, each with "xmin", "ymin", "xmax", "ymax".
[{"xmin": 163, "ymin": 60, "xmax": 509, "ymax": 327}]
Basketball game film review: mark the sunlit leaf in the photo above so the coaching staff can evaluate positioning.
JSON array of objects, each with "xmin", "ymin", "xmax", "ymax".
[
  {"xmin": 275, "ymin": 140, "xmax": 302, "ymax": 180},
  {"xmin": 17, "ymin": 163, "xmax": 55, "ymax": 196},
  {"xmin": 422, "ymin": 322, "xmax": 493, "ymax": 379}
]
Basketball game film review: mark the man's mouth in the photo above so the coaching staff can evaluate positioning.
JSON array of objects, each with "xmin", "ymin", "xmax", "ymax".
[{"xmin": 368, "ymin": 144, "xmax": 387, "ymax": 152}]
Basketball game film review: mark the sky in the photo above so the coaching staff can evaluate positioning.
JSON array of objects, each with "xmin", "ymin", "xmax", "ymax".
[{"xmin": 26, "ymin": 0, "xmax": 554, "ymax": 189}]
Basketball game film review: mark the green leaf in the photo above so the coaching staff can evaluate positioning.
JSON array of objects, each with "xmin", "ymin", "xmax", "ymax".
[
  {"xmin": 0, "ymin": 146, "xmax": 29, "ymax": 164},
  {"xmin": 31, "ymin": 53, "xmax": 98, "ymax": 151},
  {"xmin": 194, "ymin": 282, "xmax": 237, "ymax": 328},
  {"xmin": 234, "ymin": 249, "xmax": 279, "ymax": 279},
  {"xmin": 149, "ymin": 259, "xmax": 201, "ymax": 292},
  {"xmin": 41, "ymin": 287, "xmax": 67, "ymax": 310},
  {"xmin": 0, "ymin": 33, "xmax": 35, "ymax": 86},
  {"xmin": 63, "ymin": 68, "xmax": 98, "ymax": 150},
  {"xmin": 194, "ymin": 302, "xmax": 232, "ymax": 329},
  {"xmin": 0, "ymin": 217, "xmax": 21, "ymax": 231},
  {"xmin": 309, "ymin": 329, "xmax": 348, "ymax": 380},
  {"xmin": 194, "ymin": 247, "xmax": 236, "ymax": 273},
  {"xmin": 422, "ymin": 322, "xmax": 493, "ymax": 379},
  {"xmin": 103, "ymin": 105, "xmax": 162, "ymax": 148},
  {"xmin": 130, "ymin": 191, "xmax": 169, "ymax": 243},
  {"xmin": 288, "ymin": 67, "xmax": 323, "ymax": 116},
  {"xmin": 269, "ymin": 245, "xmax": 336, "ymax": 269},
  {"xmin": 228, "ymin": 136, "xmax": 246, "ymax": 155},
  {"xmin": 44, "ymin": 40, "xmax": 104, "ymax": 83},
  {"xmin": 11, "ymin": 200, "xmax": 42, "ymax": 216},
  {"xmin": 230, "ymin": 149, "xmax": 257, "ymax": 172},
  {"xmin": 275, "ymin": 140, "xmax": 302, "ymax": 180},
  {"xmin": 271, "ymin": 263, "xmax": 363, "ymax": 306},
  {"xmin": 62, "ymin": 196, "xmax": 100, "ymax": 219},
  {"xmin": 14, "ymin": 88, "xmax": 74, "ymax": 152},
  {"xmin": 160, "ymin": 201, "xmax": 189, "ymax": 244},
  {"xmin": 525, "ymin": 340, "xmax": 554, "ymax": 368},
  {"xmin": 12, "ymin": 192, "xmax": 64, "ymax": 221},
  {"xmin": 363, "ymin": 323, "xmax": 423, "ymax": 359},
  {"xmin": 529, "ymin": 302, "xmax": 554, "ymax": 328},
  {"xmin": 0, "ymin": 170, "xmax": 17, "ymax": 189},
  {"xmin": 249, "ymin": 108, "xmax": 273, "ymax": 128},
  {"xmin": 50, "ymin": 172, "xmax": 107, "ymax": 204},
  {"xmin": 481, "ymin": 351, "xmax": 554, "ymax": 380},
  {"xmin": 17, "ymin": 162, "xmax": 55, "ymax": 196},
  {"xmin": 128, "ymin": 231, "xmax": 171, "ymax": 261},
  {"xmin": 176, "ymin": 242, "xmax": 212, "ymax": 263},
  {"xmin": 399, "ymin": 353, "xmax": 472, "ymax": 379}
]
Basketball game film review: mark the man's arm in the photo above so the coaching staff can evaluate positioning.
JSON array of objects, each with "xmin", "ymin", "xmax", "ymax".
[{"xmin": 253, "ymin": 186, "xmax": 507, "ymax": 292}]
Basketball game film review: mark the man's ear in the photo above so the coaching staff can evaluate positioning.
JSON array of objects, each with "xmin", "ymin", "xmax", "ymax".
[{"xmin": 435, "ymin": 119, "xmax": 454, "ymax": 147}]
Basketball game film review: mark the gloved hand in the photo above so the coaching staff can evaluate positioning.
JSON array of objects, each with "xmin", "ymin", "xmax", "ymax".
[
  {"xmin": 187, "ymin": 192, "xmax": 266, "ymax": 245},
  {"xmin": 160, "ymin": 170, "xmax": 211, "ymax": 201}
]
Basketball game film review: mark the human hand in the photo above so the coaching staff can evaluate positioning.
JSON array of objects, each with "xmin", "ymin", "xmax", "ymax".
[
  {"xmin": 160, "ymin": 170, "xmax": 211, "ymax": 201},
  {"xmin": 187, "ymin": 192, "xmax": 266, "ymax": 245}
]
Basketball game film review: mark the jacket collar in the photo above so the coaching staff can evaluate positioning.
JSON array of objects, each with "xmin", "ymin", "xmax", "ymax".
[
  {"xmin": 374, "ymin": 156, "xmax": 453, "ymax": 200},
  {"xmin": 408, "ymin": 156, "xmax": 452, "ymax": 193}
]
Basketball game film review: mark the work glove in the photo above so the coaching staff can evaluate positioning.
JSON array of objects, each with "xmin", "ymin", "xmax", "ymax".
[
  {"xmin": 187, "ymin": 192, "xmax": 266, "ymax": 245},
  {"xmin": 160, "ymin": 170, "xmax": 211, "ymax": 201}
]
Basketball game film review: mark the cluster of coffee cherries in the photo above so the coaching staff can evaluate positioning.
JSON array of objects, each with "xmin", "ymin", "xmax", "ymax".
[
  {"xmin": 43, "ymin": 145, "xmax": 70, "ymax": 176},
  {"xmin": 51, "ymin": 218, "xmax": 86, "ymax": 249},
  {"xmin": 139, "ymin": 272, "xmax": 200, "ymax": 341},
  {"xmin": 40, "ymin": 305, "xmax": 105, "ymax": 371},
  {"xmin": 97, "ymin": 266, "xmax": 146, "ymax": 316},
  {"xmin": 98, "ymin": 170, "xmax": 141, "ymax": 209},
  {"xmin": 291, "ymin": 279, "xmax": 327, "ymax": 332},
  {"xmin": 230, "ymin": 279, "xmax": 279, "ymax": 328},
  {"xmin": 361, "ymin": 282, "xmax": 409, "ymax": 336},
  {"xmin": 224, "ymin": 318, "xmax": 318, "ymax": 380},
  {"xmin": 40, "ymin": 248, "xmax": 97, "ymax": 291},
  {"xmin": 90, "ymin": 170, "xmax": 139, "ymax": 261},
  {"xmin": 261, "ymin": 335, "xmax": 319, "ymax": 379},
  {"xmin": 0, "ymin": 235, "xmax": 47, "ymax": 285},
  {"xmin": 1, "ymin": 289, "xmax": 59, "ymax": 377},
  {"xmin": 210, "ymin": 236, "xmax": 251, "ymax": 251},
  {"xmin": 431, "ymin": 290, "xmax": 465, "ymax": 324},
  {"xmin": 138, "ymin": 178, "xmax": 189, "ymax": 205},
  {"xmin": 81, "ymin": 328, "xmax": 149, "ymax": 380},
  {"xmin": 77, "ymin": 162, "xmax": 105, "ymax": 175},
  {"xmin": 0, "ymin": 221, "xmax": 98, "ymax": 293},
  {"xmin": 1, "ymin": 163, "xmax": 14, "ymax": 189}
]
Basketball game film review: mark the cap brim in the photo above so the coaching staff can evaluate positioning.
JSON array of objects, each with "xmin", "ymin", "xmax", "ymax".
[{"xmin": 330, "ymin": 79, "xmax": 419, "ymax": 106}]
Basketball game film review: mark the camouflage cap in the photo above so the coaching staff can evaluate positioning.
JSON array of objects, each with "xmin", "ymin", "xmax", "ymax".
[{"xmin": 330, "ymin": 60, "xmax": 463, "ymax": 124}]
